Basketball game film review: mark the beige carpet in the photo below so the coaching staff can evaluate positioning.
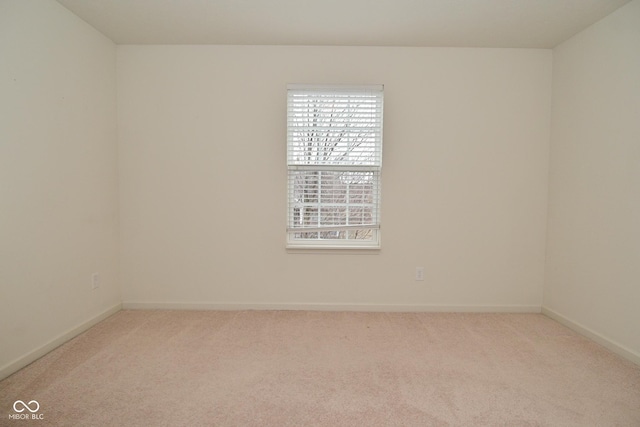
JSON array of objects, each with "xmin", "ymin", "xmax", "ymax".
[{"xmin": 1, "ymin": 310, "xmax": 639, "ymax": 426}]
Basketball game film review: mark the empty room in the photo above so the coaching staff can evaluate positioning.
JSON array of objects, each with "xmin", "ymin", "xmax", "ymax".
[{"xmin": 1, "ymin": 0, "xmax": 639, "ymax": 425}]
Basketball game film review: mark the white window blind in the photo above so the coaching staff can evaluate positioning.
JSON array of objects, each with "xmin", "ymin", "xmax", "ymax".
[{"xmin": 287, "ymin": 84, "xmax": 384, "ymax": 248}]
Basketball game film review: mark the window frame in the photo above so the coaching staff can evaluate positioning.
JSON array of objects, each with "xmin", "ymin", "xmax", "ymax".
[{"xmin": 286, "ymin": 84, "xmax": 384, "ymax": 250}]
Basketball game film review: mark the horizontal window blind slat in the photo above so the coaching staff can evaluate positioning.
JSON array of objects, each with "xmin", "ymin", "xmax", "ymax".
[
  {"xmin": 287, "ymin": 224, "xmax": 380, "ymax": 233},
  {"xmin": 287, "ymin": 165, "xmax": 380, "ymax": 171}
]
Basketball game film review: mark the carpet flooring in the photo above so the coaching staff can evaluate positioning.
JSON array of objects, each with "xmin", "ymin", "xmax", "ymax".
[{"xmin": 1, "ymin": 310, "xmax": 639, "ymax": 426}]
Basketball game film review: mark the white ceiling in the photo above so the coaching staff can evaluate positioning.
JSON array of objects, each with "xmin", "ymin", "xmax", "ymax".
[{"xmin": 55, "ymin": 0, "xmax": 630, "ymax": 48}]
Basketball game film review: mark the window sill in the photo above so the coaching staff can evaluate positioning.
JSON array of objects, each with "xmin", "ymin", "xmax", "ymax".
[{"xmin": 286, "ymin": 245, "xmax": 381, "ymax": 254}]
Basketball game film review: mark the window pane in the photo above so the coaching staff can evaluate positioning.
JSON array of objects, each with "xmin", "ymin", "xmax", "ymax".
[
  {"xmin": 288, "ymin": 170, "xmax": 379, "ymax": 234},
  {"xmin": 287, "ymin": 85, "xmax": 383, "ymax": 247}
]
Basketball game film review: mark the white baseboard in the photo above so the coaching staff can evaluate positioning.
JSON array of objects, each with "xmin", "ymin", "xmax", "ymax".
[
  {"xmin": 542, "ymin": 307, "xmax": 640, "ymax": 365},
  {"xmin": 0, "ymin": 303, "xmax": 122, "ymax": 381},
  {"xmin": 122, "ymin": 301, "xmax": 541, "ymax": 313}
]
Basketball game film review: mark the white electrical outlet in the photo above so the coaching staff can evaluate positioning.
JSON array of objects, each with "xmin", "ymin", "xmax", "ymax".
[
  {"xmin": 92, "ymin": 273, "xmax": 100, "ymax": 289},
  {"xmin": 415, "ymin": 267, "xmax": 425, "ymax": 281}
]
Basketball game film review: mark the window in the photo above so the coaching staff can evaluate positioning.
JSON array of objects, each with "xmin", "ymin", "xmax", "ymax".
[{"xmin": 286, "ymin": 84, "xmax": 384, "ymax": 249}]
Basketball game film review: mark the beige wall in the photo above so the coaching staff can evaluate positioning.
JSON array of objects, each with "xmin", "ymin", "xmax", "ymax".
[
  {"xmin": 545, "ymin": 0, "xmax": 640, "ymax": 358},
  {"xmin": 0, "ymin": 0, "xmax": 120, "ymax": 375},
  {"xmin": 118, "ymin": 46, "xmax": 551, "ymax": 310}
]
